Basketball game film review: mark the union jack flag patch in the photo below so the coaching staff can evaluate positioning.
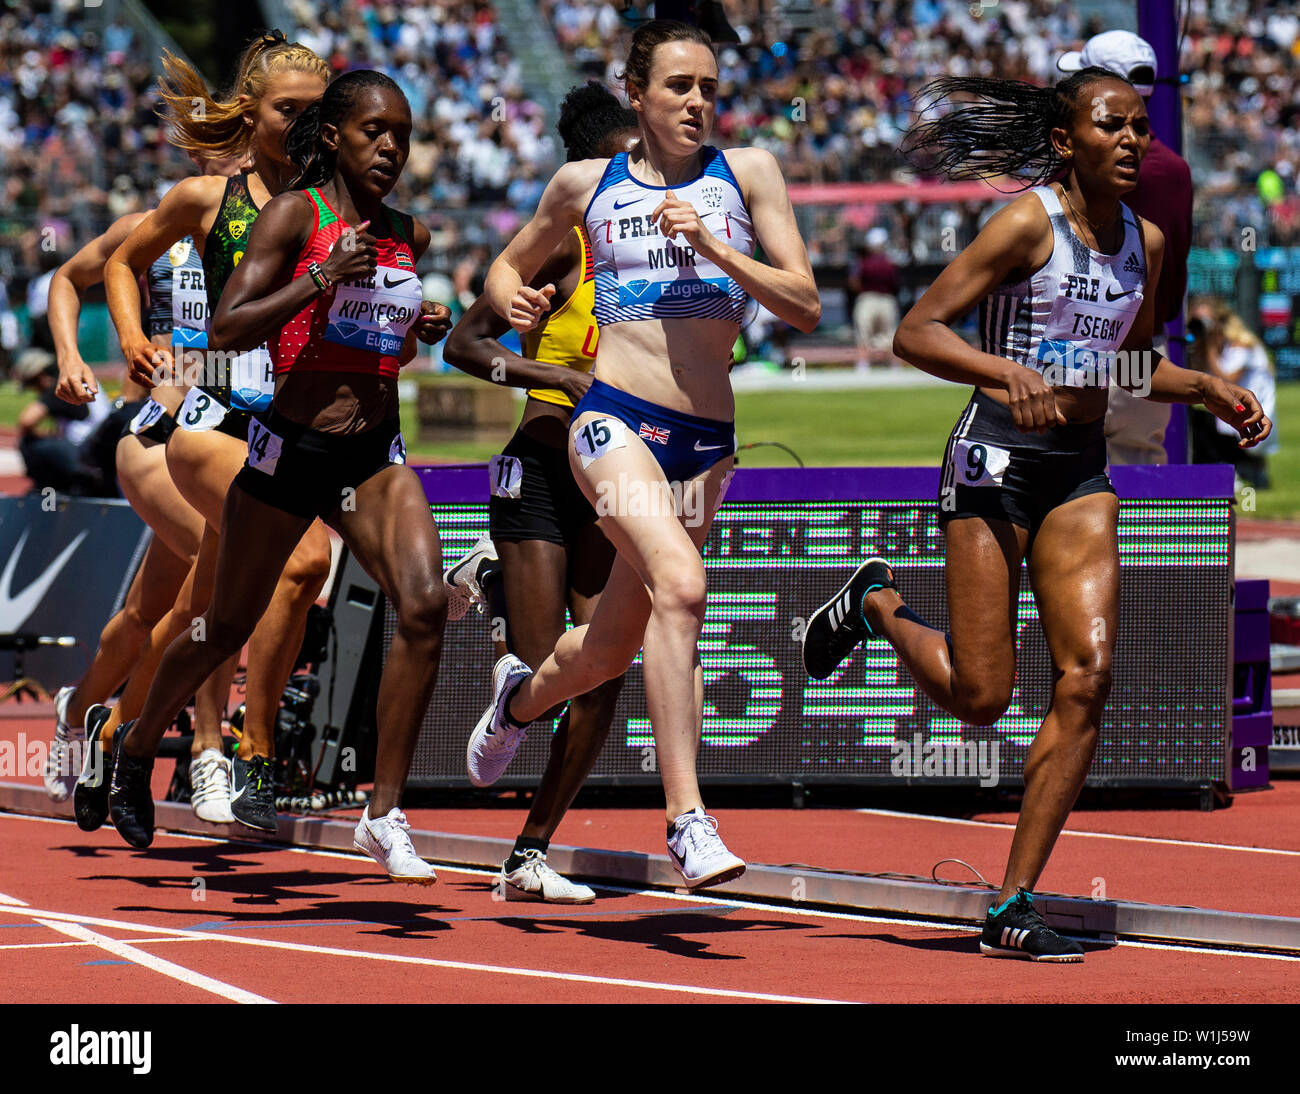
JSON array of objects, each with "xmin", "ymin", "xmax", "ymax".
[{"xmin": 639, "ymin": 422, "xmax": 671, "ymax": 445}]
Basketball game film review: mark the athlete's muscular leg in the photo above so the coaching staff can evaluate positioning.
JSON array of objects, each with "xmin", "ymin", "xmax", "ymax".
[
  {"xmin": 66, "ymin": 436, "xmax": 205, "ymax": 726},
  {"xmin": 165, "ymin": 426, "xmax": 331, "ymax": 760},
  {"xmin": 995, "ymin": 492, "xmax": 1118, "ymax": 903},
  {"xmin": 239, "ymin": 520, "xmax": 331, "ymax": 761},
  {"xmin": 508, "ymin": 425, "xmax": 730, "ymax": 822},
  {"xmin": 68, "ymin": 540, "xmax": 188, "ymax": 729},
  {"xmin": 123, "ymin": 487, "xmax": 313, "ymax": 760},
  {"xmin": 502, "ymin": 527, "xmax": 623, "ymax": 842},
  {"xmin": 495, "ymin": 538, "xmax": 569, "ymax": 705},
  {"xmin": 863, "ymin": 517, "xmax": 1029, "ymax": 726},
  {"xmin": 332, "ymin": 465, "xmax": 447, "ymax": 818},
  {"xmin": 98, "ymin": 522, "xmax": 236, "ymax": 743}
]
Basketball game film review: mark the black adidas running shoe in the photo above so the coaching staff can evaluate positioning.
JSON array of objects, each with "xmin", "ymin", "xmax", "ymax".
[
  {"xmin": 230, "ymin": 755, "xmax": 278, "ymax": 832},
  {"xmin": 980, "ymin": 888, "xmax": 1084, "ymax": 962},
  {"xmin": 73, "ymin": 707, "xmax": 117, "ymax": 832},
  {"xmin": 108, "ymin": 720, "xmax": 156, "ymax": 849},
  {"xmin": 802, "ymin": 558, "xmax": 899, "ymax": 680}
]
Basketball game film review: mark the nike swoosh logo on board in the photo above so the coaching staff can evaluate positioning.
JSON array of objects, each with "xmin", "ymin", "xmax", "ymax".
[{"xmin": 0, "ymin": 529, "xmax": 88, "ymax": 632}]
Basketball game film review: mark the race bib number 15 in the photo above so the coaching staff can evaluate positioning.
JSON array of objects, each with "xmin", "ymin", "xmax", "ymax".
[{"xmin": 573, "ymin": 417, "xmax": 628, "ymax": 469}]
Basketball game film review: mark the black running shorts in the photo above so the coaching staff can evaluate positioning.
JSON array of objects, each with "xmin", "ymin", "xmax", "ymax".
[
  {"xmin": 487, "ymin": 429, "xmax": 597, "ymax": 546},
  {"xmin": 233, "ymin": 408, "xmax": 407, "ymax": 520},
  {"xmin": 938, "ymin": 390, "xmax": 1115, "ymax": 536}
]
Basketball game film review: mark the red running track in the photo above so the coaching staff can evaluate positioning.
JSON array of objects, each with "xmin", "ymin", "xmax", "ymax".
[{"xmin": 2, "ymin": 811, "xmax": 1299, "ymax": 1005}]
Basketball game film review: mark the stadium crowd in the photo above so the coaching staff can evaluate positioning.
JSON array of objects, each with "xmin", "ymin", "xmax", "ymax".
[{"xmin": 1, "ymin": 1, "xmax": 1297, "ymax": 332}]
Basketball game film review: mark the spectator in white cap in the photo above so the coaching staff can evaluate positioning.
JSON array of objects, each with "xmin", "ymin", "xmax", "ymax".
[
  {"xmin": 1060, "ymin": 30, "xmax": 1194, "ymax": 465},
  {"xmin": 1057, "ymin": 30, "xmax": 1157, "ymax": 96}
]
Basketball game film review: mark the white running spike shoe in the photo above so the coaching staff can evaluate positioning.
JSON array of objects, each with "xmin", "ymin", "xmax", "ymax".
[
  {"xmin": 43, "ymin": 686, "xmax": 85, "ymax": 802},
  {"xmin": 666, "ymin": 807, "xmax": 747, "ymax": 889},
  {"xmin": 353, "ymin": 806, "xmax": 437, "ymax": 885},
  {"xmin": 466, "ymin": 654, "xmax": 533, "ymax": 787},
  {"xmin": 443, "ymin": 536, "xmax": 499, "ymax": 623},
  {"xmin": 189, "ymin": 748, "xmax": 234, "ymax": 824},
  {"xmin": 501, "ymin": 849, "xmax": 596, "ymax": 903}
]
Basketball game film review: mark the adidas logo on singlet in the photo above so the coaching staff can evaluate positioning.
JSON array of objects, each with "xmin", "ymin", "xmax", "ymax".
[{"xmin": 1122, "ymin": 251, "xmax": 1143, "ymax": 274}]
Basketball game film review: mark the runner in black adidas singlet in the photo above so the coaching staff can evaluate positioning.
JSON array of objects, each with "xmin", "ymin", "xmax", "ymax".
[
  {"xmin": 110, "ymin": 73, "xmax": 455, "ymax": 882},
  {"xmin": 442, "ymin": 83, "xmax": 639, "ymax": 903},
  {"xmin": 42, "ymin": 155, "xmax": 246, "ymax": 821},
  {"xmin": 95, "ymin": 32, "xmax": 331, "ymax": 836},
  {"xmin": 469, "ymin": 21, "xmax": 820, "ymax": 890},
  {"xmin": 801, "ymin": 70, "xmax": 1271, "ymax": 961}
]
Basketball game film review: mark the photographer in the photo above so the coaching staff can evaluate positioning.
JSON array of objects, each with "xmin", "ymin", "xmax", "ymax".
[{"xmin": 1187, "ymin": 300, "xmax": 1278, "ymax": 487}]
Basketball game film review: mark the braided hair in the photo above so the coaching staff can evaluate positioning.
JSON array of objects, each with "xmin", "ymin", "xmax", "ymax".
[
  {"xmin": 556, "ymin": 82, "xmax": 638, "ymax": 161},
  {"xmin": 900, "ymin": 67, "xmax": 1132, "ymax": 188},
  {"xmin": 285, "ymin": 70, "xmax": 409, "ymax": 190}
]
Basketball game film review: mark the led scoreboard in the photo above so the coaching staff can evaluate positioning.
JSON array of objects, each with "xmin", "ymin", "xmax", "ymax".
[{"xmin": 391, "ymin": 465, "xmax": 1233, "ymax": 790}]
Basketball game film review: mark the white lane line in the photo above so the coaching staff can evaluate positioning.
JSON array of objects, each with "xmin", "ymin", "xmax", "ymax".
[
  {"xmin": 8, "ymin": 815, "xmax": 1299, "ymax": 964},
  {"xmin": 32, "ymin": 918, "xmax": 275, "ymax": 1004},
  {"xmin": 0, "ymin": 937, "xmax": 188, "ymax": 951},
  {"xmin": 0, "ymin": 890, "xmax": 29, "ymax": 906},
  {"xmin": 854, "ymin": 807, "xmax": 1300, "ymax": 857},
  {"xmin": 2, "ymin": 905, "xmax": 855, "ymax": 1004}
]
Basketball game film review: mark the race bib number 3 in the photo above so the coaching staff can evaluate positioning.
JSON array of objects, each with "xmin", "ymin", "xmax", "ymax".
[
  {"xmin": 573, "ymin": 417, "xmax": 628, "ymax": 469},
  {"xmin": 128, "ymin": 399, "xmax": 166, "ymax": 436},
  {"xmin": 246, "ymin": 420, "xmax": 284, "ymax": 475},
  {"xmin": 178, "ymin": 388, "xmax": 227, "ymax": 432},
  {"xmin": 953, "ymin": 438, "xmax": 1011, "ymax": 488},
  {"xmin": 489, "ymin": 454, "xmax": 523, "ymax": 498}
]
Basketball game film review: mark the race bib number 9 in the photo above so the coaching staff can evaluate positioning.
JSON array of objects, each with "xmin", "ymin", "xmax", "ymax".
[
  {"xmin": 573, "ymin": 417, "xmax": 628, "ymax": 469},
  {"xmin": 952, "ymin": 438, "xmax": 1011, "ymax": 488},
  {"xmin": 246, "ymin": 419, "xmax": 284, "ymax": 476},
  {"xmin": 488, "ymin": 454, "xmax": 523, "ymax": 499}
]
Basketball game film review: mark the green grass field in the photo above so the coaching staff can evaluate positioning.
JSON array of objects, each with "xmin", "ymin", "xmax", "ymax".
[
  {"xmin": 7, "ymin": 376, "xmax": 1297, "ymax": 519},
  {"xmin": 398, "ymin": 378, "xmax": 1299, "ymax": 520}
]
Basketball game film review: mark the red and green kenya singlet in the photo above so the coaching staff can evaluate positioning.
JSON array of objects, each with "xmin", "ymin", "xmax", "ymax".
[{"xmin": 271, "ymin": 188, "xmax": 422, "ymax": 379}]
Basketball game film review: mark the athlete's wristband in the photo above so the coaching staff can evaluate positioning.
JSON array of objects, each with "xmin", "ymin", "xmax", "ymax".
[{"xmin": 307, "ymin": 261, "xmax": 332, "ymax": 292}]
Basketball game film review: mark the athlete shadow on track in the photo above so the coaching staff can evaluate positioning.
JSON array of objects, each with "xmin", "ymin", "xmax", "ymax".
[
  {"xmin": 818, "ymin": 930, "xmax": 983, "ymax": 956},
  {"xmin": 473, "ymin": 887, "xmax": 805, "ymax": 961},
  {"xmin": 56, "ymin": 841, "xmax": 263, "ymax": 874},
  {"xmin": 108, "ymin": 888, "xmax": 459, "ymax": 939},
  {"xmin": 820, "ymin": 930, "xmax": 1116, "ymax": 958}
]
